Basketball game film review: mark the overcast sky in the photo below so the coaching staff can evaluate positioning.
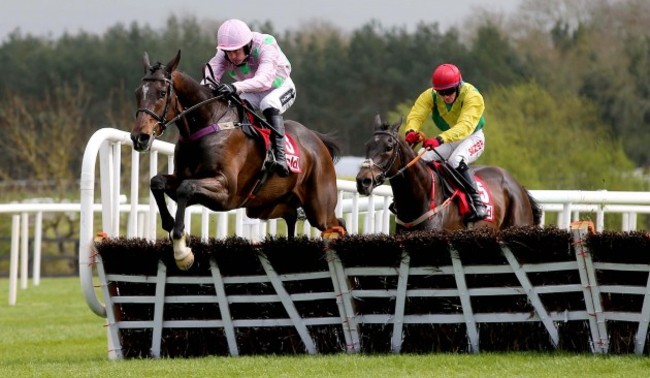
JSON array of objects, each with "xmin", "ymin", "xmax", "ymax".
[{"xmin": 2, "ymin": 0, "xmax": 522, "ymax": 42}]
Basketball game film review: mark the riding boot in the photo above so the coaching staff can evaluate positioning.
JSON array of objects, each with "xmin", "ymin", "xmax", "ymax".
[
  {"xmin": 456, "ymin": 161, "xmax": 488, "ymax": 222},
  {"xmin": 263, "ymin": 108, "xmax": 290, "ymax": 177}
]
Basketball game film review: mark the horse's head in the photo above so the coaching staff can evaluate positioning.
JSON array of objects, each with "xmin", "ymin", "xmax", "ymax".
[
  {"xmin": 131, "ymin": 50, "xmax": 182, "ymax": 152},
  {"xmin": 356, "ymin": 114, "xmax": 404, "ymax": 195}
]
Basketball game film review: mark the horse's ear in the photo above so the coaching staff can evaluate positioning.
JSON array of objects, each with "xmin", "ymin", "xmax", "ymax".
[
  {"xmin": 373, "ymin": 114, "xmax": 383, "ymax": 130},
  {"xmin": 390, "ymin": 117, "xmax": 403, "ymax": 133},
  {"xmin": 165, "ymin": 50, "xmax": 181, "ymax": 75},
  {"xmin": 143, "ymin": 52, "xmax": 151, "ymax": 73}
]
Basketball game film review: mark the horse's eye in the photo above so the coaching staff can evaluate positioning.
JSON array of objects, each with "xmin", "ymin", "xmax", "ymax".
[
  {"xmin": 159, "ymin": 91, "xmax": 167, "ymax": 98},
  {"xmin": 384, "ymin": 144, "xmax": 393, "ymax": 153}
]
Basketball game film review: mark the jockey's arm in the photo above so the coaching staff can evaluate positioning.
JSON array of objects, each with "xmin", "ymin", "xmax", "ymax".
[
  {"xmin": 405, "ymin": 89, "xmax": 434, "ymax": 133},
  {"xmin": 232, "ymin": 56, "xmax": 277, "ymax": 93},
  {"xmin": 202, "ymin": 51, "xmax": 227, "ymax": 85}
]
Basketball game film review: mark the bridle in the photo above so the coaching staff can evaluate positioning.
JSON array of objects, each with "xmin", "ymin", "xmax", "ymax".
[
  {"xmin": 135, "ymin": 70, "xmax": 230, "ymax": 140},
  {"xmin": 360, "ymin": 130, "xmax": 405, "ymax": 187},
  {"xmin": 135, "ymin": 74, "xmax": 175, "ymax": 138},
  {"xmin": 361, "ymin": 129, "xmax": 446, "ymax": 229}
]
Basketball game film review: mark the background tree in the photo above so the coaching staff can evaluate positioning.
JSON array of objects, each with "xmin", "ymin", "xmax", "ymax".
[
  {"xmin": 508, "ymin": 0, "xmax": 650, "ymax": 166},
  {"xmin": 0, "ymin": 82, "xmax": 91, "ymax": 195},
  {"xmin": 0, "ymin": 2, "xmax": 648, "ymax": 197}
]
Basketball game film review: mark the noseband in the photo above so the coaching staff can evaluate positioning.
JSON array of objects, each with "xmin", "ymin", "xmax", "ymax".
[
  {"xmin": 360, "ymin": 130, "xmax": 401, "ymax": 186},
  {"xmin": 135, "ymin": 75, "xmax": 175, "ymax": 137}
]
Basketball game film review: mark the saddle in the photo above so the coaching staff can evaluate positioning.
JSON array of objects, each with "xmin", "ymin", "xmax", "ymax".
[
  {"xmin": 388, "ymin": 161, "xmax": 474, "ymax": 223},
  {"xmin": 236, "ymin": 100, "xmax": 300, "ymax": 174},
  {"xmin": 429, "ymin": 161, "xmax": 475, "ymax": 220}
]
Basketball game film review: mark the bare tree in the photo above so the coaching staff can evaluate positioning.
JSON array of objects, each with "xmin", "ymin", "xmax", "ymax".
[{"xmin": 0, "ymin": 81, "xmax": 91, "ymax": 196}]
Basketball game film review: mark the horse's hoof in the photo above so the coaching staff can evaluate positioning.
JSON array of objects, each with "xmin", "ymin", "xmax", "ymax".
[
  {"xmin": 322, "ymin": 226, "xmax": 346, "ymax": 239},
  {"xmin": 175, "ymin": 249, "xmax": 194, "ymax": 271}
]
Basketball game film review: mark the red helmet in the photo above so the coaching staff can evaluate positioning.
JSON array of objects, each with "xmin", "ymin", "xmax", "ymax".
[{"xmin": 431, "ymin": 64, "xmax": 462, "ymax": 90}]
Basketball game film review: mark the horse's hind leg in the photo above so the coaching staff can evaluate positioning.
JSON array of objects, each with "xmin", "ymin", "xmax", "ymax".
[{"xmin": 301, "ymin": 191, "xmax": 345, "ymax": 238}]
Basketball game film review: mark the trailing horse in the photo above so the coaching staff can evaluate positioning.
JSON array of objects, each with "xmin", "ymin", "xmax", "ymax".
[
  {"xmin": 131, "ymin": 50, "xmax": 345, "ymax": 270},
  {"xmin": 356, "ymin": 115, "xmax": 541, "ymax": 233}
]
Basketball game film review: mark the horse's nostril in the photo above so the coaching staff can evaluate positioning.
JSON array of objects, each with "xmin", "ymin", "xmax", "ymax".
[
  {"xmin": 134, "ymin": 133, "xmax": 150, "ymax": 145},
  {"xmin": 130, "ymin": 133, "xmax": 151, "ymax": 151}
]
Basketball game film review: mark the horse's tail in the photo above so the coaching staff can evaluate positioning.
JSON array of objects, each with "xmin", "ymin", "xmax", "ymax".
[
  {"xmin": 526, "ymin": 188, "xmax": 543, "ymax": 226},
  {"xmin": 313, "ymin": 131, "xmax": 342, "ymax": 164}
]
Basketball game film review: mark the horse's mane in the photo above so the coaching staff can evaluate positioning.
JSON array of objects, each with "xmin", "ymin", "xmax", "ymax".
[
  {"xmin": 378, "ymin": 121, "xmax": 418, "ymax": 162},
  {"xmin": 147, "ymin": 61, "xmax": 210, "ymax": 96},
  {"xmin": 176, "ymin": 70, "xmax": 212, "ymax": 96},
  {"xmin": 148, "ymin": 62, "xmax": 165, "ymax": 75}
]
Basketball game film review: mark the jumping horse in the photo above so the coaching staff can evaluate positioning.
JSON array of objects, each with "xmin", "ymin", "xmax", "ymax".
[
  {"xmin": 132, "ymin": 50, "xmax": 345, "ymax": 270},
  {"xmin": 356, "ymin": 115, "xmax": 541, "ymax": 233}
]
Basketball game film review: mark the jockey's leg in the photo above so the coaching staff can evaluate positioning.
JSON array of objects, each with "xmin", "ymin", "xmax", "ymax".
[
  {"xmin": 263, "ymin": 108, "xmax": 290, "ymax": 177},
  {"xmin": 456, "ymin": 161, "xmax": 487, "ymax": 221}
]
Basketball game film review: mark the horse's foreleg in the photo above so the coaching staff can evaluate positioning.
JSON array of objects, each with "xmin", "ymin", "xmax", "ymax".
[
  {"xmin": 150, "ymin": 174, "xmax": 176, "ymax": 233},
  {"xmin": 169, "ymin": 182, "xmax": 193, "ymax": 271},
  {"xmin": 170, "ymin": 177, "xmax": 230, "ymax": 271},
  {"xmin": 285, "ymin": 212, "xmax": 297, "ymax": 240}
]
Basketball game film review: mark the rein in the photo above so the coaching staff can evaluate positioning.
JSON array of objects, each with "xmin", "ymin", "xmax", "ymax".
[
  {"xmin": 394, "ymin": 190, "xmax": 457, "ymax": 228},
  {"xmin": 164, "ymin": 95, "xmax": 226, "ymax": 129},
  {"xmin": 363, "ymin": 129, "xmax": 442, "ymax": 229},
  {"xmin": 361, "ymin": 130, "xmax": 424, "ymax": 184},
  {"xmin": 136, "ymin": 70, "xmax": 233, "ymax": 139},
  {"xmin": 387, "ymin": 148, "xmax": 427, "ymax": 180}
]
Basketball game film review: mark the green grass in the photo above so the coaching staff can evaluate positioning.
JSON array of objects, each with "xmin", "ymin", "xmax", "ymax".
[{"xmin": 1, "ymin": 277, "xmax": 650, "ymax": 377}]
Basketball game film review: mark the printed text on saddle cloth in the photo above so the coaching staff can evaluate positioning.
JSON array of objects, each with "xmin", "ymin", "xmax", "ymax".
[
  {"xmin": 475, "ymin": 177, "xmax": 494, "ymax": 222},
  {"xmin": 283, "ymin": 138, "xmax": 300, "ymax": 173}
]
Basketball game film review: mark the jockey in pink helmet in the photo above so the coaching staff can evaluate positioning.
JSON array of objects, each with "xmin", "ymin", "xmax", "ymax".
[
  {"xmin": 202, "ymin": 19, "xmax": 295, "ymax": 177},
  {"xmin": 404, "ymin": 63, "xmax": 488, "ymax": 222}
]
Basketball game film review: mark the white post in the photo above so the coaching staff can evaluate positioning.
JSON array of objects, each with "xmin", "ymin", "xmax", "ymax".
[
  {"xmin": 269, "ymin": 218, "xmax": 277, "ymax": 237},
  {"xmin": 33, "ymin": 211, "xmax": 43, "ymax": 286},
  {"xmin": 9, "ymin": 215, "xmax": 20, "ymax": 305},
  {"xmin": 366, "ymin": 195, "xmax": 376, "ymax": 234},
  {"xmin": 235, "ymin": 209, "xmax": 245, "ymax": 237},
  {"xmin": 20, "ymin": 212, "xmax": 29, "ymax": 289},
  {"xmin": 217, "ymin": 212, "xmax": 228, "ymax": 238},
  {"xmin": 201, "ymin": 207, "xmax": 210, "ymax": 241},
  {"xmin": 351, "ymin": 193, "xmax": 359, "ymax": 234},
  {"xmin": 147, "ymin": 150, "xmax": 159, "ymax": 240},
  {"xmin": 128, "ymin": 147, "xmax": 140, "ymax": 238},
  {"xmin": 622, "ymin": 213, "xmax": 630, "ymax": 232},
  {"xmin": 596, "ymin": 207, "xmax": 605, "ymax": 232},
  {"xmin": 383, "ymin": 196, "xmax": 391, "ymax": 233}
]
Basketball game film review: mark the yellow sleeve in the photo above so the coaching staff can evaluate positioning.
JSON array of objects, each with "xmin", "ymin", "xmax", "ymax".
[
  {"xmin": 405, "ymin": 89, "xmax": 434, "ymax": 132},
  {"xmin": 439, "ymin": 89, "xmax": 484, "ymax": 143}
]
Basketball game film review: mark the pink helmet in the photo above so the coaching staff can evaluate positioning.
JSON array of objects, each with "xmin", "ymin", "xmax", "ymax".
[
  {"xmin": 217, "ymin": 19, "xmax": 253, "ymax": 51},
  {"xmin": 432, "ymin": 64, "xmax": 462, "ymax": 90}
]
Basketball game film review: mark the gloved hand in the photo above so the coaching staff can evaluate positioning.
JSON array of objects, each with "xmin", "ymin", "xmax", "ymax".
[
  {"xmin": 404, "ymin": 130, "xmax": 421, "ymax": 145},
  {"xmin": 216, "ymin": 83, "xmax": 237, "ymax": 98},
  {"xmin": 423, "ymin": 136, "xmax": 443, "ymax": 150}
]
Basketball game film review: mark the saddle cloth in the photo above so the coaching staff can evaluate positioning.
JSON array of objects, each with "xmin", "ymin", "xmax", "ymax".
[
  {"xmin": 253, "ymin": 126, "xmax": 301, "ymax": 174},
  {"xmin": 432, "ymin": 162, "xmax": 494, "ymax": 222}
]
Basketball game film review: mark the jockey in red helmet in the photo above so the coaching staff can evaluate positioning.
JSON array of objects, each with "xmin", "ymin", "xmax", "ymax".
[
  {"xmin": 202, "ymin": 19, "xmax": 295, "ymax": 177},
  {"xmin": 403, "ymin": 63, "xmax": 488, "ymax": 222}
]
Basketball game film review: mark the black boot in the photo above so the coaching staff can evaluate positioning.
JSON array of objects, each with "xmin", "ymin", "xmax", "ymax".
[
  {"xmin": 456, "ymin": 161, "xmax": 488, "ymax": 222},
  {"xmin": 263, "ymin": 108, "xmax": 290, "ymax": 177}
]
